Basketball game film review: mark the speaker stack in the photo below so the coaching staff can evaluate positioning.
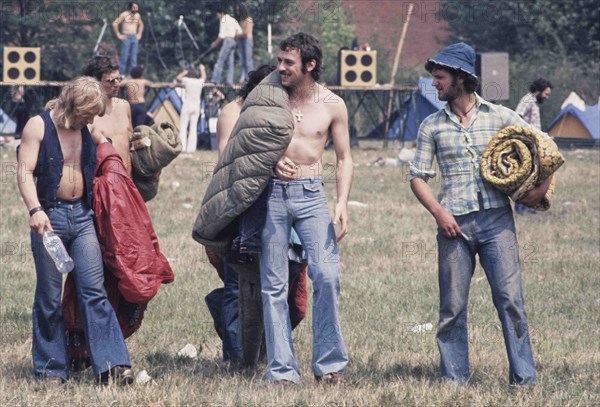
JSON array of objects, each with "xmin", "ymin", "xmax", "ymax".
[
  {"xmin": 340, "ymin": 50, "xmax": 377, "ymax": 87},
  {"xmin": 3, "ymin": 47, "xmax": 41, "ymax": 84}
]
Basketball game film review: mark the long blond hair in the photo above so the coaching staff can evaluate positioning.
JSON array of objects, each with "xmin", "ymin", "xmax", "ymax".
[{"xmin": 45, "ymin": 76, "xmax": 107, "ymax": 129}]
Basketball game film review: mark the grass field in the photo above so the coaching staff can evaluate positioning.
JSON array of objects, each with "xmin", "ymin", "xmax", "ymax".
[{"xmin": 1, "ymin": 143, "xmax": 599, "ymax": 406}]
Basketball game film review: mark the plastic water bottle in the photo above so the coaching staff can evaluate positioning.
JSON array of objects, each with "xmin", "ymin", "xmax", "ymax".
[{"xmin": 42, "ymin": 230, "xmax": 74, "ymax": 273}]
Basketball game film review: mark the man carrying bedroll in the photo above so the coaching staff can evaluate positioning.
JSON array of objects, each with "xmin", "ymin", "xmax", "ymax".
[
  {"xmin": 409, "ymin": 42, "xmax": 553, "ymax": 387},
  {"xmin": 261, "ymin": 32, "xmax": 353, "ymax": 385}
]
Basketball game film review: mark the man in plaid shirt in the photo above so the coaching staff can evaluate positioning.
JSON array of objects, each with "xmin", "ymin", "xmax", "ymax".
[
  {"xmin": 409, "ymin": 43, "xmax": 552, "ymax": 387},
  {"xmin": 514, "ymin": 78, "xmax": 553, "ymax": 214},
  {"xmin": 515, "ymin": 78, "xmax": 553, "ymax": 132}
]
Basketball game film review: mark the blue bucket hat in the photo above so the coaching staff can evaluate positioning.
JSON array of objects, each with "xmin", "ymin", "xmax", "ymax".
[{"xmin": 427, "ymin": 42, "xmax": 477, "ymax": 78}]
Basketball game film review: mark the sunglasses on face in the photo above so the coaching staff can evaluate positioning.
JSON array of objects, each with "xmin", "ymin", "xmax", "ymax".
[{"xmin": 104, "ymin": 77, "xmax": 122, "ymax": 85}]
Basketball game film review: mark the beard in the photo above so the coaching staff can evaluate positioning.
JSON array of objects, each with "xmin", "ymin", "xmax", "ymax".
[
  {"xmin": 438, "ymin": 79, "xmax": 459, "ymax": 102},
  {"xmin": 536, "ymin": 93, "xmax": 545, "ymax": 104}
]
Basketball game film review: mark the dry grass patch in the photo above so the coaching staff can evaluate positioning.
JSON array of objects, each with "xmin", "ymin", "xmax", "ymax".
[{"xmin": 0, "ymin": 145, "xmax": 598, "ymax": 406}]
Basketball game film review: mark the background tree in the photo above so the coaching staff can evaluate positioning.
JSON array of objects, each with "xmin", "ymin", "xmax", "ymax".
[
  {"xmin": 132, "ymin": 0, "xmax": 304, "ymax": 84},
  {"xmin": 0, "ymin": 1, "xmax": 296, "ymax": 82},
  {"xmin": 437, "ymin": 0, "xmax": 599, "ymax": 58},
  {"xmin": 278, "ymin": 1, "xmax": 355, "ymax": 85},
  {"xmin": 0, "ymin": 0, "xmax": 296, "ymax": 112},
  {"xmin": 437, "ymin": 0, "xmax": 600, "ymax": 128}
]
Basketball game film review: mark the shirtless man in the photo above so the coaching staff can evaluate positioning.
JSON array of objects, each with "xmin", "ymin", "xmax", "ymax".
[
  {"xmin": 113, "ymin": 2, "xmax": 144, "ymax": 76},
  {"xmin": 17, "ymin": 76, "xmax": 133, "ymax": 384},
  {"xmin": 215, "ymin": 66, "xmax": 273, "ymax": 152},
  {"xmin": 83, "ymin": 56, "xmax": 134, "ymax": 175},
  {"xmin": 121, "ymin": 66, "xmax": 152, "ymax": 128},
  {"xmin": 260, "ymin": 32, "xmax": 353, "ymax": 385}
]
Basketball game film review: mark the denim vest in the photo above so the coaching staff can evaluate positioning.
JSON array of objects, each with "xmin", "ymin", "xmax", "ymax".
[{"xmin": 34, "ymin": 110, "xmax": 96, "ymax": 211}]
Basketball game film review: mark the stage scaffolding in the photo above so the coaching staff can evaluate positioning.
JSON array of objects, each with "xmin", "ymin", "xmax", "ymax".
[{"xmin": 0, "ymin": 82, "xmax": 416, "ymax": 146}]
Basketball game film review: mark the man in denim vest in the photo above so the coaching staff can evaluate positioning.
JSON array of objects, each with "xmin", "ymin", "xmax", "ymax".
[{"xmin": 17, "ymin": 77, "xmax": 133, "ymax": 385}]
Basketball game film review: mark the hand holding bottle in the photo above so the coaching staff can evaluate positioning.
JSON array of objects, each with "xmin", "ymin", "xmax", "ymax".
[
  {"xmin": 42, "ymin": 229, "xmax": 74, "ymax": 274},
  {"xmin": 29, "ymin": 208, "xmax": 51, "ymax": 235}
]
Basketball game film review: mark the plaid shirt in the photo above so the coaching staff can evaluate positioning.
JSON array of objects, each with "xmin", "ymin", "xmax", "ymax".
[
  {"xmin": 515, "ymin": 93, "xmax": 541, "ymax": 129},
  {"xmin": 410, "ymin": 94, "xmax": 533, "ymax": 216}
]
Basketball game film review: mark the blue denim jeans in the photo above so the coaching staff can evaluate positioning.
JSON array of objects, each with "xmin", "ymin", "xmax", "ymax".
[
  {"xmin": 119, "ymin": 34, "xmax": 138, "ymax": 76},
  {"xmin": 31, "ymin": 201, "xmax": 130, "ymax": 380},
  {"xmin": 205, "ymin": 259, "xmax": 305, "ymax": 364},
  {"xmin": 210, "ymin": 38, "xmax": 236, "ymax": 85},
  {"xmin": 239, "ymin": 188, "xmax": 269, "ymax": 254},
  {"xmin": 205, "ymin": 267, "xmax": 246, "ymax": 364},
  {"xmin": 237, "ymin": 38, "xmax": 254, "ymax": 83},
  {"xmin": 205, "ymin": 287, "xmax": 224, "ymax": 339},
  {"xmin": 260, "ymin": 177, "xmax": 348, "ymax": 383},
  {"xmin": 436, "ymin": 204, "xmax": 535, "ymax": 385},
  {"xmin": 222, "ymin": 263, "xmax": 243, "ymax": 362}
]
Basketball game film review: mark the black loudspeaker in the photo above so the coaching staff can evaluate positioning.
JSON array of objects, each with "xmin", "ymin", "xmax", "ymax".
[
  {"xmin": 340, "ymin": 50, "xmax": 377, "ymax": 87},
  {"xmin": 476, "ymin": 52, "xmax": 509, "ymax": 101},
  {"xmin": 3, "ymin": 47, "xmax": 41, "ymax": 84}
]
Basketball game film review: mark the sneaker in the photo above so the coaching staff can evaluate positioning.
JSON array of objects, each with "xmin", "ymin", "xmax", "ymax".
[
  {"xmin": 99, "ymin": 366, "xmax": 134, "ymax": 386},
  {"xmin": 315, "ymin": 372, "xmax": 345, "ymax": 385}
]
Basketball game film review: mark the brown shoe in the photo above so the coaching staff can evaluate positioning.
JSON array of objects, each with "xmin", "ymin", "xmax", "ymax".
[
  {"xmin": 315, "ymin": 372, "xmax": 345, "ymax": 385},
  {"xmin": 99, "ymin": 366, "xmax": 134, "ymax": 386}
]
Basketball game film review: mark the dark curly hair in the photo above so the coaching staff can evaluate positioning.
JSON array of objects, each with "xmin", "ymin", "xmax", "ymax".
[
  {"xmin": 130, "ymin": 66, "xmax": 144, "ymax": 79},
  {"xmin": 279, "ymin": 32, "xmax": 324, "ymax": 82},
  {"xmin": 530, "ymin": 78, "xmax": 553, "ymax": 93},
  {"xmin": 82, "ymin": 56, "xmax": 119, "ymax": 81},
  {"xmin": 239, "ymin": 64, "xmax": 276, "ymax": 100},
  {"xmin": 235, "ymin": 2, "xmax": 250, "ymax": 21},
  {"xmin": 424, "ymin": 60, "xmax": 479, "ymax": 94}
]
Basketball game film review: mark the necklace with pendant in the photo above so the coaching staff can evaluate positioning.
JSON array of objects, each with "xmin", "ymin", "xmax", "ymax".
[
  {"xmin": 455, "ymin": 99, "xmax": 477, "ymax": 121},
  {"xmin": 291, "ymin": 97, "xmax": 305, "ymax": 123}
]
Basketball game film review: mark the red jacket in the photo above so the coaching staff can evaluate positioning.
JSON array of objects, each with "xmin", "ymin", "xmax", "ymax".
[
  {"xmin": 92, "ymin": 142, "xmax": 174, "ymax": 302},
  {"xmin": 62, "ymin": 142, "xmax": 174, "ymax": 363}
]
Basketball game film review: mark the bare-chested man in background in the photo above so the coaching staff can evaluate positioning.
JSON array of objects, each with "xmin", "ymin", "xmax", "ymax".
[
  {"xmin": 260, "ymin": 32, "xmax": 353, "ymax": 385},
  {"xmin": 83, "ymin": 56, "xmax": 134, "ymax": 175},
  {"xmin": 121, "ymin": 66, "xmax": 153, "ymax": 128},
  {"xmin": 113, "ymin": 2, "xmax": 144, "ymax": 76}
]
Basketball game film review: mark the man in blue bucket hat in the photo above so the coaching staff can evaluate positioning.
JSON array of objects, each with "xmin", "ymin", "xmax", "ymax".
[{"xmin": 408, "ymin": 43, "xmax": 553, "ymax": 386}]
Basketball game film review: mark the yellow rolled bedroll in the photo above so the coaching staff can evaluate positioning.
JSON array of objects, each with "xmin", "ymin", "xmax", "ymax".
[{"xmin": 481, "ymin": 125, "xmax": 565, "ymax": 211}]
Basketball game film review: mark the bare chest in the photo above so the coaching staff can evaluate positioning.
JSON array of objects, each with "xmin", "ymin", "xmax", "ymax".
[
  {"xmin": 55, "ymin": 129, "xmax": 82, "ymax": 164},
  {"xmin": 285, "ymin": 103, "xmax": 332, "ymax": 166},
  {"xmin": 93, "ymin": 107, "xmax": 132, "ymax": 149},
  {"xmin": 95, "ymin": 109, "xmax": 129, "ymax": 133},
  {"xmin": 92, "ymin": 107, "xmax": 132, "ymax": 173},
  {"xmin": 291, "ymin": 103, "xmax": 331, "ymax": 140},
  {"xmin": 122, "ymin": 13, "xmax": 140, "ymax": 28}
]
